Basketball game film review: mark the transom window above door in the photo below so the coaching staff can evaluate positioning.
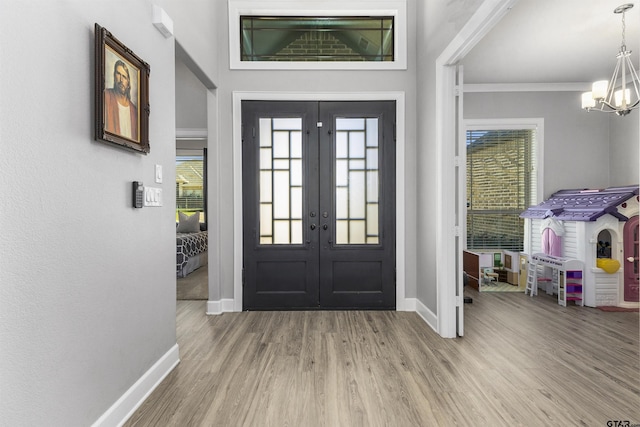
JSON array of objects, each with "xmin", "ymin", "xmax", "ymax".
[
  {"xmin": 240, "ymin": 16, "xmax": 394, "ymax": 63},
  {"xmin": 228, "ymin": 0, "xmax": 407, "ymax": 70}
]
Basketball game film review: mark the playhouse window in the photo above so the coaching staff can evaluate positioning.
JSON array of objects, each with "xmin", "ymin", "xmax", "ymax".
[{"xmin": 597, "ymin": 230, "xmax": 612, "ymax": 258}]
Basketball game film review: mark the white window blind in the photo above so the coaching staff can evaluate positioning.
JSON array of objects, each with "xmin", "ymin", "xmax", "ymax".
[
  {"xmin": 466, "ymin": 128, "xmax": 537, "ymax": 251},
  {"xmin": 176, "ymin": 152, "xmax": 206, "ymax": 223}
]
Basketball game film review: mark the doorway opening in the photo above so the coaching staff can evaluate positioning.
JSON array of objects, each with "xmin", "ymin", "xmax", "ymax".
[
  {"xmin": 176, "ymin": 147, "xmax": 209, "ymax": 300},
  {"xmin": 174, "ymin": 47, "xmax": 212, "ymax": 303}
]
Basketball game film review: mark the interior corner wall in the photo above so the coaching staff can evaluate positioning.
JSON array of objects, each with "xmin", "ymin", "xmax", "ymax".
[
  {"xmin": 175, "ymin": 58, "xmax": 208, "ymax": 129},
  {"xmin": 415, "ymin": 1, "xmax": 440, "ymax": 315},
  {"xmin": 162, "ymin": 0, "xmax": 219, "ymax": 87},
  {"xmin": 464, "ymin": 91, "xmax": 611, "ymax": 196},
  {"xmin": 609, "ymin": 112, "xmax": 640, "ymax": 186},
  {"xmin": 414, "ymin": 0, "xmax": 486, "ymax": 315},
  {"xmin": 0, "ymin": 1, "xmax": 177, "ymax": 425}
]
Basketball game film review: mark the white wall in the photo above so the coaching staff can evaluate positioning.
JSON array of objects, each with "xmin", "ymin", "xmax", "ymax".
[
  {"xmin": 464, "ymin": 91, "xmax": 612, "ymax": 196},
  {"xmin": 609, "ymin": 113, "xmax": 640, "ymax": 186},
  {"xmin": 162, "ymin": 0, "xmax": 219, "ymax": 87},
  {"xmin": 414, "ymin": 1, "xmax": 486, "ymax": 315},
  {"xmin": 214, "ymin": 1, "xmax": 419, "ymax": 302},
  {"xmin": 0, "ymin": 1, "xmax": 177, "ymax": 425},
  {"xmin": 175, "ymin": 58, "xmax": 208, "ymax": 129}
]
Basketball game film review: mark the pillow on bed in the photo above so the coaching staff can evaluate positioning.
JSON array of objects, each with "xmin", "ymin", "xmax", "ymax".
[{"xmin": 177, "ymin": 212, "xmax": 200, "ymax": 233}]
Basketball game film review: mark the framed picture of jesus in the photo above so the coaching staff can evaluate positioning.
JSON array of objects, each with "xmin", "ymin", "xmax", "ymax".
[{"xmin": 95, "ymin": 23, "xmax": 150, "ymax": 154}]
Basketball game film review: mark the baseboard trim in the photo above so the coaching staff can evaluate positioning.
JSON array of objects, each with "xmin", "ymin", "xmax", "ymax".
[
  {"xmin": 91, "ymin": 344, "xmax": 180, "ymax": 427},
  {"xmin": 618, "ymin": 301, "xmax": 640, "ymax": 309},
  {"xmin": 208, "ymin": 298, "xmax": 419, "ymax": 314},
  {"xmin": 415, "ymin": 298, "xmax": 438, "ymax": 333},
  {"xmin": 206, "ymin": 298, "xmax": 419, "ymax": 316},
  {"xmin": 207, "ymin": 298, "xmax": 236, "ymax": 314},
  {"xmin": 399, "ymin": 297, "xmax": 417, "ymax": 311}
]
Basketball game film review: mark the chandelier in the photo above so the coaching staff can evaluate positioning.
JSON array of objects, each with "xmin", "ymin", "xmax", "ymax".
[{"xmin": 581, "ymin": 3, "xmax": 640, "ymax": 116}]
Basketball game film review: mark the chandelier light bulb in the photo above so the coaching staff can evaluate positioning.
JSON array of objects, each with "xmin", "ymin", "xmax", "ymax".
[
  {"xmin": 582, "ymin": 92, "xmax": 596, "ymax": 109},
  {"xmin": 591, "ymin": 80, "xmax": 609, "ymax": 100},
  {"xmin": 615, "ymin": 88, "xmax": 631, "ymax": 107}
]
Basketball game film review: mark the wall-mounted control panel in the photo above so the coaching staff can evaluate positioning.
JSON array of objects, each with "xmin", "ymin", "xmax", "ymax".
[
  {"xmin": 132, "ymin": 181, "xmax": 144, "ymax": 208},
  {"xmin": 133, "ymin": 164, "xmax": 163, "ymax": 208}
]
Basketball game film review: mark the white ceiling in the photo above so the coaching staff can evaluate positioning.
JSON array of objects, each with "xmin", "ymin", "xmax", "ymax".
[{"xmin": 461, "ymin": 0, "xmax": 640, "ymax": 85}]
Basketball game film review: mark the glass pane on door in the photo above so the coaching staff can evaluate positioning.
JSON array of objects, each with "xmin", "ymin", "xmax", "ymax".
[
  {"xmin": 335, "ymin": 118, "xmax": 379, "ymax": 244},
  {"xmin": 259, "ymin": 117, "xmax": 303, "ymax": 244}
]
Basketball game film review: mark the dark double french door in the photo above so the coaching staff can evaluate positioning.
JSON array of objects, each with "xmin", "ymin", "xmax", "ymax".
[{"xmin": 242, "ymin": 101, "xmax": 396, "ymax": 310}]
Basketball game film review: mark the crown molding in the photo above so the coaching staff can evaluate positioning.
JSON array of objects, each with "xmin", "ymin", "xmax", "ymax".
[
  {"xmin": 176, "ymin": 128, "xmax": 208, "ymax": 140},
  {"xmin": 464, "ymin": 82, "xmax": 591, "ymax": 93}
]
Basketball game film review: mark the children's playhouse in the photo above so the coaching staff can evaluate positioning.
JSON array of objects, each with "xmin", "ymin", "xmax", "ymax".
[{"xmin": 520, "ymin": 185, "xmax": 639, "ymax": 308}]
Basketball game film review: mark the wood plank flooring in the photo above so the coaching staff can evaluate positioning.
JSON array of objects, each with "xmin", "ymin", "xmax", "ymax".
[
  {"xmin": 125, "ymin": 290, "xmax": 640, "ymax": 426},
  {"xmin": 177, "ymin": 266, "xmax": 208, "ymax": 300}
]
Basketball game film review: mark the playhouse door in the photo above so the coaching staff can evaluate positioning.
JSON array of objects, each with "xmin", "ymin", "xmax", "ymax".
[{"xmin": 623, "ymin": 215, "xmax": 639, "ymax": 302}]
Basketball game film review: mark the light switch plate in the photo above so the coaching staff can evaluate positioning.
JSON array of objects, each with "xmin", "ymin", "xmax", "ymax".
[
  {"xmin": 143, "ymin": 187, "xmax": 163, "ymax": 207},
  {"xmin": 155, "ymin": 164, "xmax": 163, "ymax": 183}
]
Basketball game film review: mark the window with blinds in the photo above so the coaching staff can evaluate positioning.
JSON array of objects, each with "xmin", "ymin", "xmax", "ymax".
[
  {"xmin": 466, "ymin": 128, "xmax": 537, "ymax": 252},
  {"xmin": 176, "ymin": 153, "xmax": 206, "ymax": 223}
]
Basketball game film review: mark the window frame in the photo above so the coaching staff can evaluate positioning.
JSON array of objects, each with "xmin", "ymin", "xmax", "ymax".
[
  {"xmin": 463, "ymin": 118, "xmax": 544, "ymax": 252},
  {"xmin": 228, "ymin": 0, "xmax": 407, "ymax": 70}
]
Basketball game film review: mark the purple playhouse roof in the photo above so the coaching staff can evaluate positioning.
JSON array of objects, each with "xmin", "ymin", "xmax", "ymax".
[{"xmin": 520, "ymin": 185, "xmax": 639, "ymax": 222}]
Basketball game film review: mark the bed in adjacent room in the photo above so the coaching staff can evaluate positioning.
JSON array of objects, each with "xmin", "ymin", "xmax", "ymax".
[{"xmin": 176, "ymin": 212, "xmax": 208, "ymax": 278}]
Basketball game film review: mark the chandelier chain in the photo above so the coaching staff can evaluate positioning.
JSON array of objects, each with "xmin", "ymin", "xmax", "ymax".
[{"xmin": 621, "ymin": 8, "xmax": 626, "ymax": 49}]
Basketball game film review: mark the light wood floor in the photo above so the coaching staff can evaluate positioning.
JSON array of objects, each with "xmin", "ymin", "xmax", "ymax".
[
  {"xmin": 125, "ymin": 290, "xmax": 640, "ymax": 426},
  {"xmin": 177, "ymin": 266, "xmax": 208, "ymax": 300}
]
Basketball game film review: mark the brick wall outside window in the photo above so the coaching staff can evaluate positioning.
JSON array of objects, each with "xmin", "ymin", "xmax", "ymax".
[
  {"xmin": 466, "ymin": 130, "xmax": 534, "ymax": 251},
  {"xmin": 274, "ymin": 32, "xmax": 366, "ymax": 61}
]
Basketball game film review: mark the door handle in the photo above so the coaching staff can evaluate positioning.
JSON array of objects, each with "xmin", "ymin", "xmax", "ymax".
[
  {"xmin": 310, "ymin": 224, "xmax": 317, "ymax": 230},
  {"xmin": 322, "ymin": 224, "xmax": 328, "ymax": 230},
  {"xmin": 627, "ymin": 257, "xmax": 635, "ymax": 262}
]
